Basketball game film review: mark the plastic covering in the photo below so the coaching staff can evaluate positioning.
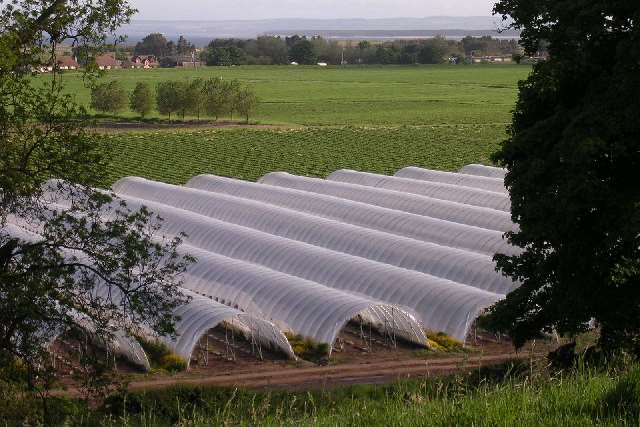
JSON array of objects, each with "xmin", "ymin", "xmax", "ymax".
[
  {"xmin": 186, "ymin": 174, "xmax": 515, "ymax": 233},
  {"xmin": 395, "ymin": 166, "xmax": 507, "ymax": 193},
  {"xmin": 107, "ymin": 187, "xmax": 516, "ymax": 294},
  {"xmin": 2, "ymin": 221, "xmax": 296, "ymax": 367},
  {"xmin": 1, "ymin": 222, "xmax": 151, "ymax": 371},
  {"xmin": 176, "ymin": 243, "xmax": 428, "ymax": 352},
  {"xmin": 459, "ymin": 164, "xmax": 507, "ymax": 179},
  {"xmin": 113, "ymin": 177, "xmax": 517, "ymax": 258},
  {"xmin": 163, "ymin": 288, "xmax": 296, "ymax": 366},
  {"xmin": 89, "ymin": 195, "xmax": 508, "ymax": 340},
  {"xmin": 311, "ymin": 170, "xmax": 510, "ymax": 211}
]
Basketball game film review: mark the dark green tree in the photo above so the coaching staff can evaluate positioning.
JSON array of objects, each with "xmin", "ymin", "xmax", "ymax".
[
  {"xmin": 484, "ymin": 0, "xmax": 640, "ymax": 354},
  {"xmin": 289, "ymin": 39, "xmax": 318, "ymax": 65},
  {"xmin": 0, "ymin": 1, "xmax": 193, "ymax": 405},
  {"xmin": 129, "ymin": 82, "xmax": 154, "ymax": 118},
  {"xmin": 134, "ymin": 33, "xmax": 171, "ymax": 58},
  {"xmin": 155, "ymin": 80, "xmax": 185, "ymax": 120},
  {"xmin": 90, "ymin": 81, "xmax": 128, "ymax": 115}
]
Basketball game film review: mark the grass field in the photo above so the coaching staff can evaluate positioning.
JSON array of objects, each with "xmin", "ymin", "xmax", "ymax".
[{"xmin": 52, "ymin": 64, "xmax": 530, "ymax": 126}]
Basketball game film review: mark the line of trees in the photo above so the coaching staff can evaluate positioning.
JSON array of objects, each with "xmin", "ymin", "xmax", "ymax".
[
  {"xmin": 200, "ymin": 35, "xmax": 524, "ymax": 66},
  {"xmin": 90, "ymin": 78, "xmax": 258, "ymax": 122}
]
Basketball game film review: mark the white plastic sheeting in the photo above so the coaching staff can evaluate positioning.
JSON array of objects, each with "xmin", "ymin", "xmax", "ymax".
[
  {"xmin": 459, "ymin": 164, "xmax": 507, "ymax": 179},
  {"xmin": 395, "ymin": 167, "xmax": 507, "ymax": 193},
  {"xmin": 108, "ymin": 187, "xmax": 515, "ymax": 294},
  {"xmin": 177, "ymin": 243, "xmax": 428, "ymax": 352},
  {"xmin": 93, "ymin": 195, "xmax": 507, "ymax": 340},
  {"xmin": 2, "ymin": 221, "xmax": 296, "ymax": 368},
  {"xmin": 113, "ymin": 177, "xmax": 517, "ymax": 258},
  {"xmin": 165, "ymin": 288, "xmax": 296, "ymax": 366},
  {"xmin": 1, "ymin": 222, "xmax": 151, "ymax": 371},
  {"xmin": 314, "ymin": 170, "xmax": 510, "ymax": 212},
  {"xmin": 186, "ymin": 175, "xmax": 514, "ymax": 233}
]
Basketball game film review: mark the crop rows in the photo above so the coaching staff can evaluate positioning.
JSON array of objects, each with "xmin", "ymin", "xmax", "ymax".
[{"xmin": 100, "ymin": 125, "xmax": 505, "ymax": 186}]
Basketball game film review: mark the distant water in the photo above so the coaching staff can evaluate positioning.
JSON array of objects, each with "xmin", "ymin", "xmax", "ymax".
[{"xmin": 119, "ymin": 17, "xmax": 519, "ymax": 46}]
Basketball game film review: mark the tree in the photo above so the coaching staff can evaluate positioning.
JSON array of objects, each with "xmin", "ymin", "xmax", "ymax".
[
  {"xmin": 0, "ymin": 0, "xmax": 193, "ymax": 408},
  {"xmin": 176, "ymin": 35, "xmax": 195, "ymax": 56},
  {"xmin": 202, "ymin": 77, "xmax": 230, "ymax": 120},
  {"xmin": 185, "ymin": 78, "xmax": 205, "ymax": 120},
  {"xmin": 134, "ymin": 33, "xmax": 171, "ymax": 58},
  {"xmin": 129, "ymin": 82, "xmax": 154, "ymax": 118},
  {"xmin": 234, "ymin": 87, "xmax": 258, "ymax": 123},
  {"xmin": 204, "ymin": 47, "xmax": 232, "ymax": 66},
  {"xmin": 90, "ymin": 81, "xmax": 128, "ymax": 115},
  {"xmin": 483, "ymin": 0, "xmax": 640, "ymax": 355},
  {"xmin": 155, "ymin": 81, "xmax": 186, "ymax": 120},
  {"xmin": 289, "ymin": 39, "xmax": 318, "ymax": 65},
  {"xmin": 418, "ymin": 39, "xmax": 448, "ymax": 64}
]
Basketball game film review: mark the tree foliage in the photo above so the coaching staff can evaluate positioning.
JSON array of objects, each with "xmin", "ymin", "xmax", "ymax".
[
  {"xmin": 155, "ymin": 80, "xmax": 184, "ymax": 120},
  {"xmin": 0, "ymin": 0, "xmax": 193, "ymax": 399},
  {"xmin": 289, "ymin": 39, "xmax": 318, "ymax": 65},
  {"xmin": 129, "ymin": 81, "xmax": 154, "ymax": 118},
  {"xmin": 484, "ymin": 0, "xmax": 640, "ymax": 354},
  {"xmin": 90, "ymin": 81, "xmax": 128, "ymax": 115}
]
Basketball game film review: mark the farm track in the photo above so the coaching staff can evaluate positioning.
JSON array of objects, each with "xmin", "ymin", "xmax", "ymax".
[
  {"xmin": 50, "ymin": 351, "xmax": 539, "ymax": 398},
  {"xmin": 129, "ymin": 352, "xmax": 538, "ymax": 392}
]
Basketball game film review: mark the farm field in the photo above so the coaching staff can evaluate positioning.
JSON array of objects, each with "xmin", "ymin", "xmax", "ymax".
[
  {"xmin": 100, "ymin": 125, "xmax": 505, "ymax": 186},
  {"xmin": 52, "ymin": 64, "xmax": 530, "ymax": 126}
]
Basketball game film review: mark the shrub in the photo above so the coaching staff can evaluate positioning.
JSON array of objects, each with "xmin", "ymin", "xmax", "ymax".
[
  {"xmin": 136, "ymin": 336, "xmax": 187, "ymax": 372},
  {"xmin": 90, "ymin": 81, "xmax": 128, "ymax": 115},
  {"xmin": 426, "ymin": 331, "xmax": 465, "ymax": 352},
  {"xmin": 285, "ymin": 333, "xmax": 330, "ymax": 363}
]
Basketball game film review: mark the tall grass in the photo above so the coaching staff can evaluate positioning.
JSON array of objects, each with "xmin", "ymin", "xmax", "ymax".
[{"xmin": 3, "ymin": 358, "xmax": 640, "ymax": 426}]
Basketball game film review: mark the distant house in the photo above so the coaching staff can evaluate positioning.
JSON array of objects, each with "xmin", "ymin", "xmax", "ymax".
[
  {"xmin": 131, "ymin": 55, "xmax": 158, "ymax": 69},
  {"xmin": 95, "ymin": 54, "xmax": 121, "ymax": 70},
  {"xmin": 317, "ymin": 62, "xmax": 328, "ymax": 67},
  {"xmin": 176, "ymin": 55, "xmax": 202, "ymax": 68},
  {"xmin": 56, "ymin": 56, "xmax": 79, "ymax": 70}
]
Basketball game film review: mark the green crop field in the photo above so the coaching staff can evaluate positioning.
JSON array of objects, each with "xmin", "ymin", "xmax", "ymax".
[
  {"xmin": 100, "ymin": 125, "xmax": 506, "ymax": 186},
  {"xmin": 63, "ymin": 64, "xmax": 531, "ymax": 184},
  {"xmin": 52, "ymin": 64, "xmax": 530, "ymax": 126}
]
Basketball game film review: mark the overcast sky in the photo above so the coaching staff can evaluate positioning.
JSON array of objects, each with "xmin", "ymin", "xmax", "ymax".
[{"xmin": 129, "ymin": 0, "xmax": 496, "ymax": 21}]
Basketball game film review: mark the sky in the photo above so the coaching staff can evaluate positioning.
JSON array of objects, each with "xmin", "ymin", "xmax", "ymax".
[{"xmin": 129, "ymin": 0, "xmax": 496, "ymax": 21}]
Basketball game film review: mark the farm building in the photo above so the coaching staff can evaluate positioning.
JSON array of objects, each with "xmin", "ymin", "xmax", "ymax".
[
  {"xmin": 3, "ymin": 164, "xmax": 515, "ymax": 370},
  {"xmin": 95, "ymin": 54, "xmax": 120, "ymax": 70},
  {"xmin": 55, "ymin": 56, "xmax": 79, "ymax": 70}
]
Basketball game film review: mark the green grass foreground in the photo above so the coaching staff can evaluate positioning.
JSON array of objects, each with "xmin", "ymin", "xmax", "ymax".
[
  {"xmin": 99, "ymin": 125, "xmax": 504, "ymax": 185},
  {"xmin": 3, "ymin": 361, "xmax": 640, "ymax": 426},
  {"xmin": 47, "ymin": 64, "xmax": 530, "ymax": 126}
]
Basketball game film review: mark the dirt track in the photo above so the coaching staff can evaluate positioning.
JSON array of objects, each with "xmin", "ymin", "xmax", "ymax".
[{"xmin": 127, "ymin": 351, "xmax": 539, "ymax": 393}]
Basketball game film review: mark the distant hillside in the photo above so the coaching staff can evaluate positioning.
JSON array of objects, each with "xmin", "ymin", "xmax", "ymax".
[{"xmin": 119, "ymin": 17, "xmax": 518, "ymax": 46}]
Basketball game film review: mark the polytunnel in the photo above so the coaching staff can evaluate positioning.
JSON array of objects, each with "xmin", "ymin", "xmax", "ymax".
[
  {"xmin": 109, "ymin": 181, "xmax": 517, "ymax": 292},
  {"xmin": 186, "ymin": 174, "xmax": 515, "ymax": 233},
  {"xmin": 395, "ymin": 166, "xmax": 507, "ymax": 193},
  {"xmin": 175, "ymin": 243, "xmax": 428, "ymax": 353},
  {"xmin": 319, "ymin": 170, "xmax": 511, "ymax": 211},
  {"xmin": 2, "ymin": 220, "xmax": 296, "ymax": 368},
  {"xmin": 2, "ymin": 222, "xmax": 151, "ymax": 371},
  {"xmin": 161, "ymin": 288, "xmax": 296, "ymax": 366},
  {"xmin": 459, "ymin": 164, "xmax": 508, "ymax": 179},
  {"xmin": 78, "ymin": 194, "xmax": 508, "ymax": 340},
  {"xmin": 112, "ymin": 177, "xmax": 518, "ymax": 257}
]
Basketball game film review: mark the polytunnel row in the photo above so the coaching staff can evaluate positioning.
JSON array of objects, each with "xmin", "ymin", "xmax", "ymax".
[
  {"xmin": 5, "ymin": 163, "xmax": 515, "ymax": 369},
  {"xmin": 105, "ymin": 165, "xmax": 515, "ymax": 345},
  {"xmin": 75, "ymin": 194, "xmax": 499, "ymax": 342},
  {"xmin": 2, "ymin": 220, "xmax": 297, "ymax": 370}
]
